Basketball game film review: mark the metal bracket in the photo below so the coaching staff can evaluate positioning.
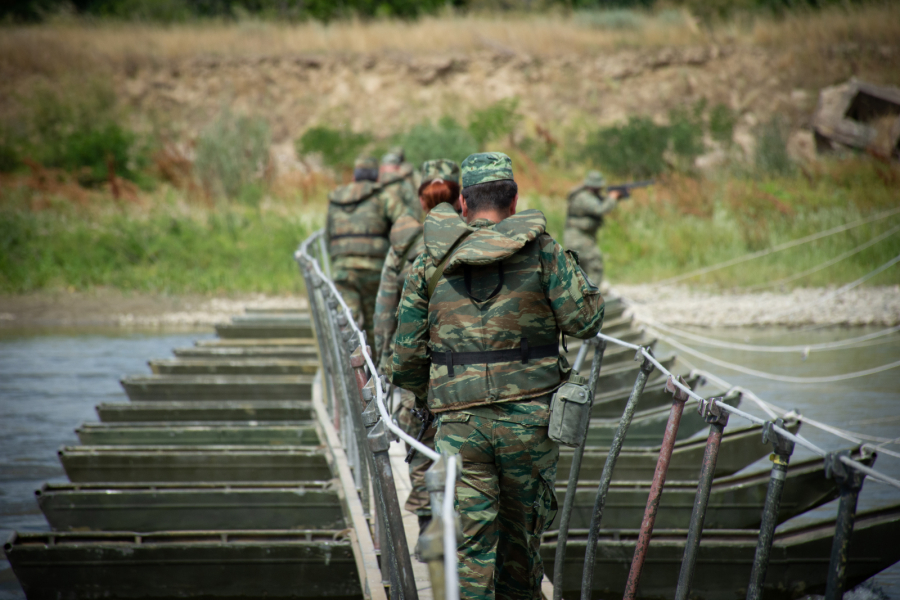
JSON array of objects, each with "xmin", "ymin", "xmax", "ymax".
[
  {"xmin": 824, "ymin": 450, "xmax": 866, "ymax": 489},
  {"xmin": 665, "ymin": 374, "xmax": 690, "ymax": 402},
  {"xmin": 762, "ymin": 418, "xmax": 795, "ymax": 457},
  {"xmin": 367, "ymin": 420, "xmax": 391, "ymax": 454},
  {"xmin": 698, "ymin": 396, "xmax": 729, "ymax": 427},
  {"xmin": 636, "ymin": 347, "xmax": 656, "ymax": 373},
  {"xmin": 361, "ymin": 400, "xmax": 380, "ymax": 429}
]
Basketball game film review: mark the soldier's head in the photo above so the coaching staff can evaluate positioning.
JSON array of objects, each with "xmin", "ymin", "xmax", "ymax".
[
  {"xmin": 583, "ymin": 170, "xmax": 606, "ymax": 192},
  {"xmin": 379, "ymin": 151, "xmax": 403, "ymax": 176},
  {"xmin": 459, "ymin": 152, "xmax": 518, "ymax": 224},
  {"xmin": 418, "ymin": 159, "xmax": 461, "ymax": 215},
  {"xmin": 353, "ymin": 157, "xmax": 379, "ymax": 182}
]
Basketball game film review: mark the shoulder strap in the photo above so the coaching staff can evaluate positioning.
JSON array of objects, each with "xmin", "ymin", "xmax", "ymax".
[
  {"xmin": 397, "ymin": 231, "xmax": 423, "ymax": 267},
  {"xmin": 426, "ymin": 230, "xmax": 473, "ymax": 299}
]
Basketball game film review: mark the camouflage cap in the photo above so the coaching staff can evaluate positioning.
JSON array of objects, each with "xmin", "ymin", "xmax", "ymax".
[
  {"xmin": 583, "ymin": 170, "xmax": 607, "ymax": 188},
  {"xmin": 354, "ymin": 156, "xmax": 379, "ymax": 170},
  {"xmin": 381, "ymin": 152, "xmax": 403, "ymax": 166},
  {"xmin": 420, "ymin": 159, "xmax": 460, "ymax": 186},
  {"xmin": 461, "ymin": 152, "xmax": 514, "ymax": 189},
  {"xmin": 389, "ymin": 146, "xmax": 405, "ymax": 162}
]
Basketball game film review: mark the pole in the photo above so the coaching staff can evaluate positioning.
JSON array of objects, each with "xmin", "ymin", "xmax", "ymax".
[
  {"xmin": 554, "ymin": 339, "xmax": 607, "ymax": 600},
  {"xmin": 674, "ymin": 398, "xmax": 730, "ymax": 600},
  {"xmin": 580, "ymin": 349, "xmax": 657, "ymax": 600},
  {"xmin": 746, "ymin": 418, "xmax": 797, "ymax": 600},
  {"xmin": 824, "ymin": 450, "xmax": 874, "ymax": 600},
  {"xmin": 622, "ymin": 375, "xmax": 690, "ymax": 600}
]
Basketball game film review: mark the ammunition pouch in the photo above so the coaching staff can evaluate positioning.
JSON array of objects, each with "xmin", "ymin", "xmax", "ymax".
[{"xmin": 548, "ymin": 373, "xmax": 592, "ymax": 448}]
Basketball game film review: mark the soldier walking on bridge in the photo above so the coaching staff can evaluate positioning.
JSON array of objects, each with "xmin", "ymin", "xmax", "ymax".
[
  {"xmin": 326, "ymin": 156, "xmax": 412, "ymax": 345},
  {"xmin": 391, "ymin": 152, "xmax": 605, "ymax": 600},
  {"xmin": 380, "ymin": 147, "xmax": 421, "ymax": 220},
  {"xmin": 564, "ymin": 170, "xmax": 624, "ymax": 286}
]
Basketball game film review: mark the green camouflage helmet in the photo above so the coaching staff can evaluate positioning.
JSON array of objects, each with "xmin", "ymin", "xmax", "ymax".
[
  {"xmin": 461, "ymin": 152, "xmax": 514, "ymax": 189},
  {"xmin": 420, "ymin": 159, "xmax": 460, "ymax": 186},
  {"xmin": 355, "ymin": 156, "xmax": 379, "ymax": 170},
  {"xmin": 389, "ymin": 146, "xmax": 406, "ymax": 162},
  {"xmin": 583, "ymin": 170, "xmax": 606, "ymax": 189},
  {"xmin": 381, "ymin": 152, "xmax": 403, "ymax": 166}
]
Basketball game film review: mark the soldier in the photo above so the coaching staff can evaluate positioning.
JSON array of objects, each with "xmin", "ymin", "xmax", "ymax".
[
  {"xmin": 374, "ymin": 158, "xmax": 461, "ymax": 532},
  {"xmin": 380, "ymin": 147, "xmax": 421, "ymax": 220},
  {"xmin": 391, "ymin": 152, "xmax": 605, "ymax": 600},
  {"xmin": 563, "ymin": 170, "xmax": 623, "ymax": 286},
  {"xmin": 326, "ymin": 156, "xmax": 412, "ymax": 345}
]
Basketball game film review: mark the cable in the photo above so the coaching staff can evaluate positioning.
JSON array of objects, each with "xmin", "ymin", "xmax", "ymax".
[
  {"xmin": 646, "ymin": 326, "xmax": 900, "ymax": 383},
  {"xmin": 740, "ymin": 222, "xmax": 900, "ymax": 291},
  {"xmin": 643, "ymin": 320, "xmax": 900, "ymax": 354},
  {"xmin": 596, "ymin": 332, "xmax": 900, "ymax": 491},
  {"xmin": 646, "ymin": 206, "xmax": 900, "ymax": 288}
]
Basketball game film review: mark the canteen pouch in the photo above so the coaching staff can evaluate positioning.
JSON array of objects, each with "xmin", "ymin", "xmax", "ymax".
[{"xmin": 548, "ymin": 373, "xmax": 592, "ymax": 448}]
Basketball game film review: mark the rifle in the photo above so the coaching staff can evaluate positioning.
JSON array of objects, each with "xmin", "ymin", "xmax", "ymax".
[
  {"xmin": 607, "ymin": 179, "xmax": 654, "ymax": 200},
  {"xmin": 405, "ymin": 406, "xmax": 435, "ymax": 464}
]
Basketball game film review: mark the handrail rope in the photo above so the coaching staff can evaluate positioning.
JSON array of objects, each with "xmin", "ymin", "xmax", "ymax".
[
  {"xmin": 647, "ymin": 326, "xmax": 900, "ymax": 383},
  {"xmin": 642, "ymin": 320, "xmax": 900, "ymax": 354},
  {"xmin": 679, "ymin": 360, "xmax": 900, "ymax": 460},
  {"xmin": 739, "ymin": 222, "xmax": 900, "ymax": 291},
  {"xmin": 596, "ymin": 332, "xmax": 900, "ymax": 491},
  {"xmin": 765, "ymin": 253, "xmax": 900, "ymax": 320},
  {"xmin": 645, "ymin": 206, "xmax": 900, "ymax": 288},
  {"xmin": 297, "ymin": 230, "xmax": 461, "ymax": 600}
]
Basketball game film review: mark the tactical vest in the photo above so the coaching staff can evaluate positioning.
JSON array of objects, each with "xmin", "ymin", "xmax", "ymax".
[
  {"xmin": 423, "ymin": 206, "xmax": 563, "ymax": 413},
  {"xmin": 327, "ymin": 181, "xmax": 391, "ymax": 258},
  {"xmin": 566, "ymin": 186, "xmax": 603, "ymax": 233}
]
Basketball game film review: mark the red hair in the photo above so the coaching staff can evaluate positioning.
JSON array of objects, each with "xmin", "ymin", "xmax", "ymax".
[{"xmin": 419, "ymin": 179, "xmax": 460, "ymax": 212}]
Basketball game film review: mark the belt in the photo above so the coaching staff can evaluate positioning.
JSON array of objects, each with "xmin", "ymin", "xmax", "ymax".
[{"xmin": 432, "ymin": 338, "xmax": 558, "ymax": 377}]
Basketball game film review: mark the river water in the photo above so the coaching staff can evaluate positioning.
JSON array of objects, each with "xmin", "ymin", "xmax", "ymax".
[{"xmin": 0, "ymin": 326, "xmax": 898, "ymax": 599}]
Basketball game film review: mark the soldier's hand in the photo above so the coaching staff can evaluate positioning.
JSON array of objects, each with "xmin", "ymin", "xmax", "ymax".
[{"xmin": 609, "ymin": 189, "xmax": 623, "ymax": 200}]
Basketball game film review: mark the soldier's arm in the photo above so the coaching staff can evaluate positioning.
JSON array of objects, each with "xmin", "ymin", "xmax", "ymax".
[
  {"xmin": 383, "ymin": 189, "xmax": 414, "ymax": 225},
  {"xmin": 576, "ymin": 190, "xmax": 617, "ymax": 219},
  {"xmin": 540, "ymin": 236, "xmax": 605, "ymax": 339},
  {"xmin": 374, "ymin": 249, "xmax": 403, "ymax": 373},
  {"xmin": 390, "ymin": 254, "xmax": 431, "ymax": 400}
]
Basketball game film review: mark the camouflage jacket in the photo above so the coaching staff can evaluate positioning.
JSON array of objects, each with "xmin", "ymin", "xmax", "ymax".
[
  {"xmin": 326, "ymin": 181, "xmax": 412, "ymax": 272},
  {"xmin": 373, "ymin": 215, "xmax": 424, "ymax": 371},
  {"xmin": 565, "ymin": 187, "xmax": 617, "ymax": 236},
  {"xmin": 381, "ymin": 166, "xmax": 421, "ymax": 221},
  {"xmin": 391, "ymin": 204, "xmax": 605, "ymax": 413}
]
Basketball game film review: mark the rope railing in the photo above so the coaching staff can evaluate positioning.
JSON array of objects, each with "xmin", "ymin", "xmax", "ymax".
[
  {"xmin": 595, "ymin": 331, "xmax": 900, "ymax": 491},
  {"xmin": 295, "ymin": 229, "xmax": 458, "ymax": 600}
]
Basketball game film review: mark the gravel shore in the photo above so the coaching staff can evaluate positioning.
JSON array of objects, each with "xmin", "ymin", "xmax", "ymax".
[{"xmin": 614, "ymin": 284, "xmax": 900, "ymax": 328}]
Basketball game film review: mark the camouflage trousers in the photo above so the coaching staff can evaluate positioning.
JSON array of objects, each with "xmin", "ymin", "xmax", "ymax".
[
  {"xmin": 394, "ymin": 389, "xmax": 436, "ymax": 516},
  {"xmin": 563, "ymin": 228, "xmax": 604, "ymax": 286},
  {"xmin": 333, "ymin": 268, "xmax": 382, "ymax": 347},
  {"xmin": 435, "ymin": 413, "xmax": 559, "ymax": 600}
]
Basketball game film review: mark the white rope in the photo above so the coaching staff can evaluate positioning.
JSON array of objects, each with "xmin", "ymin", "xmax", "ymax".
[
  {"xmin": 740, "ymin": 222, "xmax": 900, "ymax": 291},
  {"xmin": 595, "ymin": 332, "xmax": 900, "ymax": 490},
  {"xmin": 647, "ymin": 326, "xmax": 900, "ymax": 383},
  {"xmin": 765, "ymin": 253, "xmax": 900, "ymax": 320},
  {"xmin": 647, "ymin": 206, "xmax": 900, "ymax": 288},
  {"xmin": 644, "ymin": 320, "xmax": 900, "ymax": 354}
]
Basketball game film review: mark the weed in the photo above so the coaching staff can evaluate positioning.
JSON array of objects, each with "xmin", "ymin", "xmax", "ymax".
[
  {"xmin": 573, "ymin": 8, "xmax": 646, "ymax": 30},
  {"xmin": 397, "ymin": 116, "xmax": 478, "ymax": 167},
  {"xmin": 468, "ymin": 98, "xmax": 521, "ymax": 150},
  {"xmin": 194, "ymin": 109, "xmax": 271, "ymax": 202},
  {"xmin": 709, "ymin": 103, "xmax": 735, "ymax": 146},
  {"xmin": 755, "ymin": 115, "xmax": 793, "ymax": 177},
  {"xmin": 296, "ymin": 126, "xmax": 371, "ymax": 173},
  {"xmin": 668, "ymin": 103, "xmax": 705, "ymax": 166},
  {"xmin": 584, "ymin": 116, "xmax": 669, "ymax": 179}
]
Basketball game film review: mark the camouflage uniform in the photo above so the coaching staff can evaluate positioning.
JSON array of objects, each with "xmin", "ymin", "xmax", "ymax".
[
  {"xmin": 563, "ymin": 171, "xmax": 617, "ymax": 286},
  {"xmin": 381, "ymin": 149, "xmax": 421, "ymax": 220},
  {"xmin": 326, "ymin": 157, "xmax": 412, "ymax": 345},
  {"xmin": 391, "ymin": 153, "xmax": 605, "ymax": 600},
  {"xmin": 375, "ymin": 158, "xmax": 461, "ymax": 517}
]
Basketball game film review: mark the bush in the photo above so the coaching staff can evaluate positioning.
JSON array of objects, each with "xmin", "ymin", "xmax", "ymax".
[
  {"xmin": 573, "ymin": 8, "xmax": 645, "ymax": 30},
  {"xmin": 468, "ymin": 98, "xmax": 521, "ymax": 149},
  {"xmin": 397, "ymin": 116, "xmax": 478, "ymax": 168},
  {"xmin": 584, "ymin": 116, "xmax": 669, "ymax": 179},
  {"xmin": 194, "ymin": 109, "xmax": 271, "ymax": 202},
  {"xmin": 709, "ymin": 103, "xmax": 736, "ymax": 146},
  {"xmin": 668, "ymin": 103, "xmax": 705, "ymax": 164},
  {"xmin": 755, "ymin": 116, "xmax": 793, "ymax": 176},
  {"xmin": 296, "ymin": 126, "xmax": 371, "ymax": 173}
]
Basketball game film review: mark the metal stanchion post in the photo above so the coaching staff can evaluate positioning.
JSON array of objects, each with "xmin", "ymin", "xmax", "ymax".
[
  {"xmin": 674, "ymin": 397, "xmax": 730, "ymax": 600},
  {"xmin": 554, "ymin": 338, "xmax": 607, "ymax": 600},
  {"xmin": 746, "ymin": 418, "xmax": 797, "ymax": 600},
  {"xmin": 622, "ymin": 375, "xmax": 690, "ymax": 600},
  {"xmin": 580, "ymin": 349, "xmax": 656, "ymax": 600}
]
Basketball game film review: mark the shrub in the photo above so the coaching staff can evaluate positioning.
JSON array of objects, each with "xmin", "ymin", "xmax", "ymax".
[
  {"xmin": 194, "ymin": 109, "xmax": 271, "ymax": 202},
  {"xmin": 583, "ymin": 116, "xmax": 669, "ymax": 179},
  {"xmin": 755, "ymin": 116, "xmax": 793, "ymax": 176},
  {"xmin": 468, "ymin": 98, "xmax": 521, "ymax": 149},
  {"xmin": 573, "ymin": 8, "xmax": 645, "ymax": 30},
  {"xmin": 296, "ymin": 126, "xmax": 371, "ymax": 173},
  {"xmin": 668, "ymin": 103, "xmax": 705, "ymax": 164},
  {"xmin": 397, "ymin": 116, "xmax": 478, "ymax": 167},
  {"xmin": 709, "ymin": 103, "xmax": 736, "ymax": 146}
]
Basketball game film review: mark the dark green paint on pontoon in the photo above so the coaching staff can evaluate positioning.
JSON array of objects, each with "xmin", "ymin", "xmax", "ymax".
[
  {"xmin": 173, "ymin": 346, "xmax": 319, "ymax": 360},
  {"xmin": 76, "ymin": 421, "xmax": 321, "ymax": 446},
  {"xmin": 96, "ymin": 401, "xmax": 314, "ymax": 423},
  {"xmin": 149, "ymin": 358, "xmax": 320, "ymax": 375},
  {"xmin": 120, "ymin": 374, "xmax": 314, "ymax": 401},
  {"xmin": 215, "ymin": 322, "xmax": 313, "ymax": 339}
]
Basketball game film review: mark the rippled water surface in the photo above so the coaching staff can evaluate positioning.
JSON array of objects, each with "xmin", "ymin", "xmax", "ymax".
[{"xmin": 0, "ymin": 326, "xmax": 898, "ymax": 599}]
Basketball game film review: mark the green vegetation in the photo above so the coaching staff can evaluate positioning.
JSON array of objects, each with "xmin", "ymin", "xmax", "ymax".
[
  {"xmin": 397, "ymin": 117, "xmax": 479, "ymax": 168},
  {"xmin": 297, "ymin": 127, "xmax": 372, "ymax": 173},
  {"xmin": 468, "ymin": 99, "xmax": 521, "ymax": 150},
  {"xmin": 194, "ymin": 109, "xmax": 270, "ymax": 202}
]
